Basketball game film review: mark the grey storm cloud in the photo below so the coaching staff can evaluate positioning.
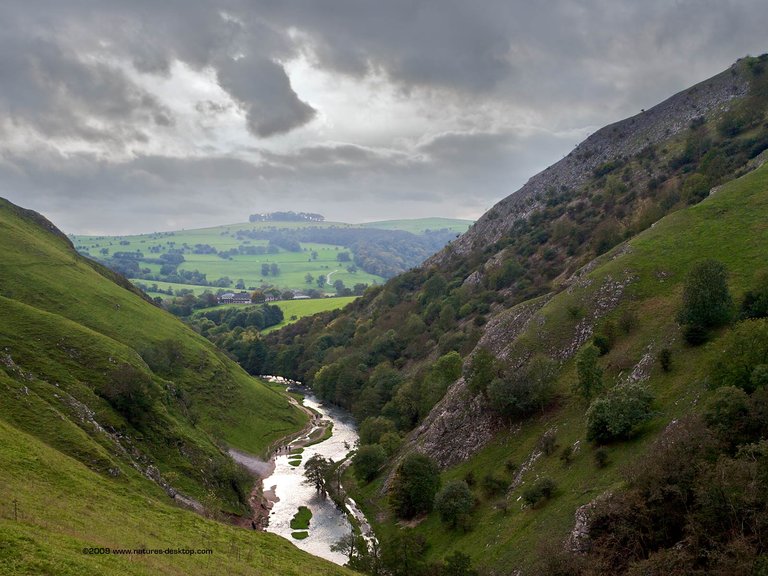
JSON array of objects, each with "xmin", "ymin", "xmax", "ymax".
[{"xmin": 0, "ymin": 0, "xmax": 767, "ymax": 233}]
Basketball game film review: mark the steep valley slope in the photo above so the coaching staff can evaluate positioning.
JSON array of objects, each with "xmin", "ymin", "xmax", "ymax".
[
  {"xmin": 0, "ymin": 199, "xmax": 353, "ymax": 575},
  {"xmin": 261, "ymin": 54, "xmax": 768, "ymax": 574}
]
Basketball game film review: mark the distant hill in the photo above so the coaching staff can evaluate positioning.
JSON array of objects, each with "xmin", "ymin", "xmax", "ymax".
[
  {"xmin": 0, "ymin": 197, "xmax": 351, "ymax": 575},
  {"xmin": 70, "ymin": 217, "xmax": 473, "ymax": 299}
]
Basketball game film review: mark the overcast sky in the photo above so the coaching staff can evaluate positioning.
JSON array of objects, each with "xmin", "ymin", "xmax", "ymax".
[{"xmin": 1, "ymin": 1, "xmax": 767, "ymax": 234}]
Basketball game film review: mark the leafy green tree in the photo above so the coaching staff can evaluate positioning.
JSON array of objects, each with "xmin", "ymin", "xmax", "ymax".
[
  {"xmin": 574, "ymin": 344, "xmax": 603, "ymax": 401},
  {"xmin": 317, "ymin": 274, "xmax": 327, "ymax": 288},
  {"xmin": 710, "ymin": 319, "xmax": 768, "ymax": 392},
  {"xmin": 359, "ymin": 416, "xmax": 397, "ymax": 445},
  {"xmin": 270, "ymin": 262, "xmax": 279, "ymax": 276},
  {"xmin": 487, "ymin": 355, "xmax": 557, "ymax": 418},
  {"xmin": 586, "ymin": 384, "xmax": 653, "ymax": 443},
  {"xmin": 352, "ymin": 444, "xmax": 387, "ymax": 483},
  {"xmin": 260, "ymin": 262, "xmax": 270, "ymax": 276},
  {"xmin": 435, "ymin": 480, "xmax": 475, "ymax": 529},
  {"xmin": 521, "ymin": 477, "xmax": 556, "ymax": 508},
  {"xmin": 303, "ymin": 454, "xmax": 332, "ymax": 494},
  {"xmin": 442, "ymin": 551, "xmax": 479, "ymax": 576},
  {"xmin": 678, "ymin": 259, "xmax": 733, "ymax": 343},
  {"xmin": 389, "ymin": 452, "xmax": 441, "ymax": 519},
  {"xmin": 381, "ymin": 529, "xmax": 428, "ymax": 576},
  {"xmin": 465, "ymin": 348, "xmax": 497, "ymax": 395},
  {"xmin": 740, "ymin": 270, "xmax": 768, "ymax": 320}
]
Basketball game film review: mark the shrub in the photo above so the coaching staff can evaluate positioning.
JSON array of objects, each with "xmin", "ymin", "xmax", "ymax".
[
  {"xmin": 435, "ymin": 480, "xmax": 475, "ymax": 530},
  {"xmin": 586, "ymin": 384, "xmax": 654, "ymax": 443},
  {"xmin": 389, "ymin": 453, "xmax": 441, "ymax": 519},
  {"xmin": 710, "ymin": 319, "xmax": 768, "ymax": 392},
  {"xmin": 594, "ymin": 447, "xmax": 609, "ymax": 468},
  {"xmin": 522, "ymin": 477, "xmax": 556, "ymax": 508},
  {"xmin": 539, "ymin": 430, "xmax": 559, "ymax": 456},
  {"xmin": 480, "ymin": 473, "xmax": 507, "ymax": 497},
  {"xmin": 352, "ymin": 444, "xmax": 387, "ymax": 483},
  {"xmin": 560, "ymin": 445, "xmax": 574, "ymax": 466},
  {"xmin": 574, "ymin": 344, "xmax": 604, "ymax": 401},
  {"xmin": 678, "ymin": 259, "xmax": 733, "ymax": 344},
  {"xmin": 488, "ymin": 355, "xmax": 558, "ymax": 418},
  {"xmin": 658, "ymin": 348, "xmax": 672, "ymax": 372}
]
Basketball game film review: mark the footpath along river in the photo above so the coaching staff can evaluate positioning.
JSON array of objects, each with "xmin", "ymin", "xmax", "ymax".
[{"xmin": 232, "ymin": 387, "xmax": 374, "ymax": 565}]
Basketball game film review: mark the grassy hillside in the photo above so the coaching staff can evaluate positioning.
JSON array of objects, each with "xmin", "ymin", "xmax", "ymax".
[
  {"xmin": 0, "ymin": 414, "xmax": 354, "ymax": 576},
  {"xmin": 0, "ymin": 200, "xmax": 306, "ymax": 513},
  {"xmin": 349, "ymin": 158, "xmax": 768, "ymax": 573},
  {"xmin": 263, "ymin": 296, "xmax": 359, "ymax": 333}
]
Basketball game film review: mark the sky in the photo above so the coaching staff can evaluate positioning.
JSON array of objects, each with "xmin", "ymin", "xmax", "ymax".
[{"xmin": 1, "ymin": 1, "xmax": 767, "ymax": 234}]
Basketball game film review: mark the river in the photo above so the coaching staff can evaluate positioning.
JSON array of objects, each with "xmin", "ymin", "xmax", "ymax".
[{"xmin": 259, "ymin": 391, "xmax": 369, "ymax": 565}]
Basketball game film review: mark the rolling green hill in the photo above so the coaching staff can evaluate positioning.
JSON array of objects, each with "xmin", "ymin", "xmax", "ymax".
[
  {"xmin": 70, "ymin": 217, "xmax": 472, "ymax": 299},
  {"xmin": 0, "ymin": 198, "xmax": 351, "ymax": 575}
]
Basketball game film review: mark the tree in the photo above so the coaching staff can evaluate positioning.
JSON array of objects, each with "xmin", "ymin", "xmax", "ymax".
[
  {"xmin": 678, "ymin": 259, "xmax": 733, "ymax": 344},
  {"xmin": 435, "ymin": 480, "xmax": 475, "ymax": 529},
  {"xmin": 488, "ymin": 354, "xmax": 557, "ymax": 418},
  {"xmin": 251, "ymin": 290, "xmax": 266, "ymax": 303},
  {"xmin": 574, "ymin": 344, "xmax": 603, "ymax": 401},
  {"xmin": 353, "ymin": 444, "xmax": 387, "ymax": 483},
  {"xmin": 304, "ymin": 273, "xmax": 314, "ymax": 284},
  {"xmin": 331, "ymin": 531, "xmax": 366, "ymax": 564},
  {"xmin": 303, "ymin": 454, "xmax": 332, "ymax": 495},
  {"xmin": 586, "ymin": 383, "xmax": 653, "ymax": 443},
  {"xmin": 270, "ymin": 262, "xmax": 279, "ymax": 276},
  {"xmin": 442, "ymin": 551, "xmax": 479, "ymax": 576},
  {"xmin": 261, "ymin": 263, "xmax": 270, "ymax": 276},
  {"xmin": 359, "ymin": 416, "xmax": 396, "ymax": 445},
  {"xmin": 710, "ymin": 319, "xmax": 768, "ymax": 392},
  {"xmin": 389, "ymin": 452, "xmax": 441, "ymax": 519},
  {"xmin": 740, "ymin": 269, "xmax": 768, "ymax": 320},
  {"xmin": 465, "ymin": 348, "xmax": 497, "ymax": 395},
  {"xmin": 336, "ymin": 251, "xmax": 351, "ymax": 262},
  {"xmin": 317, "ymin": 274, "xmax": 327, "ymax": 288}
]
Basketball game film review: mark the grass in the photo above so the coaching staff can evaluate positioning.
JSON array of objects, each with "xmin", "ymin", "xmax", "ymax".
[
  {"xmin": 348, "ymin": 163, "xmax": 768, "ymax": 572},
  {"xmin": 0, "ymin": 416, "xmax": 352, "ymax": 576},
  {"xmin": 72, "ymin": 217, "xmax": 473, "ymax": 298},
  {"xmin": 290, "ymin": 506, "xmax": 313, "ymax": 530},
  {"xmin": 262, "ymin": 297, "xmax": 358, "ymax": 333}
]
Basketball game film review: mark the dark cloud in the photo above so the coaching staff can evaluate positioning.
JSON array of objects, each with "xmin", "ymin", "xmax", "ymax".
[
  {"xmin": 0, "ymin": 1, "xmax": 766, "ymax": 232},
  {"xmin": 216, "ymin": 56, "xmax": 316, "ymax": 137}
]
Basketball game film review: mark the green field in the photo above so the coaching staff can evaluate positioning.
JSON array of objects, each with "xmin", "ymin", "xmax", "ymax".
[
  {"xmin": 265, "ymin": 296, "xmax": 358, "ymax": 332},
  {"xmin": 71, "ymin": 217, "xmax": 472, "ymax": 299}
]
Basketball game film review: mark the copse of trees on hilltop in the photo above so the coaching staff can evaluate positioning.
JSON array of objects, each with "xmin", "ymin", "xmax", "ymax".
[{"xmin": 248, "ymin": 211, "xmax": 325, "ymax": 222}]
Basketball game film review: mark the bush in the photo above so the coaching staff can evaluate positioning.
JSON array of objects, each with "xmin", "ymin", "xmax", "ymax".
[
  {"xmin": 480, "ymin": 473, "xmax": 507, "ymax": 497},
  {"xmin": 658, "ymin": 348, "xmax": 672, "ymax": 372},
  {"xmin": 487, "ymin": 355, "xmax": 557, "ymax": 418},
  {"xmin": 352, "ymin": 444, "xmax": 387, "ymax": 483},
  {"xmin": 435, "ymin": 480, "xmax": 475, "ymax": 529},
  {"xmin": 678, "ymin": 259, "xmax": 733, "ymax": 344},
  {"xmin": 99, "ymin": 363, "xmax": 155, "ymax": 425},
  {"xmin": 710, "ymin": 319, "xmax": 768, "ymax": 392},
  {"xmin": 389, "ymin": 453, "xmax": 441, "ymax": 519},
  {"xmin": 574, "ymin": 344, "xmax": 604, "ymax": 401},
  {"xmin": 594, "ymin": 447, "xmax": 609, "ymax": 468},
  {"xmin": 586, "ymin": 384, "xmax": 654, "ymax": 443},
  {"xmin": 522, "ymin": 477, "xmax": 556, "ymax": 508},
  {"xmin": 539, "ymin": 430, "xmax": 559, "ymax": 456}
]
